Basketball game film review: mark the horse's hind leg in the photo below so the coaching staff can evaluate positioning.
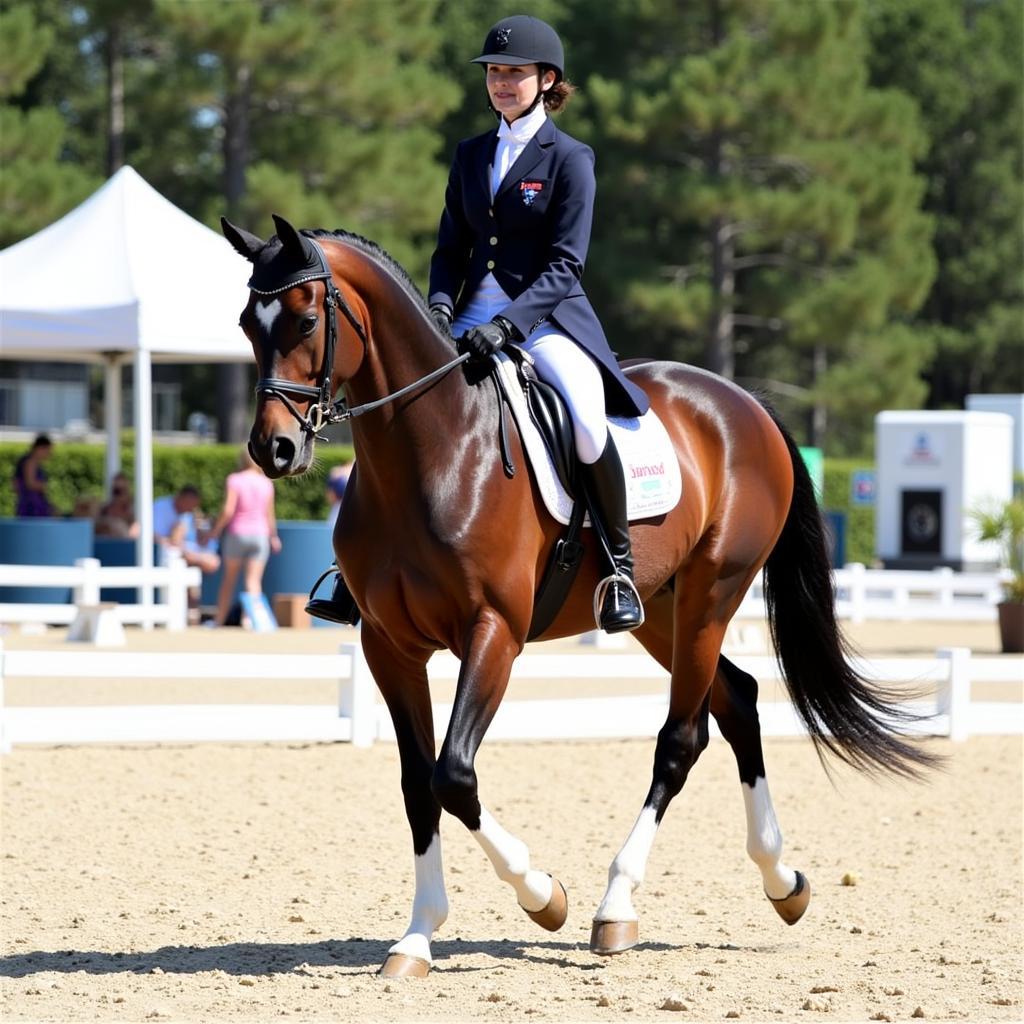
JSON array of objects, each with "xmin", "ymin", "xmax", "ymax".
[
  {"xmin": 712, "ymin": 656, "xmax": 810, "ymax": 924},
  {"xmin": 591, "ymin": 586, "xmax": 717, "ymax": 954}
]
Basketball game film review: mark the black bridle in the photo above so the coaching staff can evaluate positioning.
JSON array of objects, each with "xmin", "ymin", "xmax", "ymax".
[{"xmin": 251, "ymin": 238, "xmax": 468, "ymax": 436}]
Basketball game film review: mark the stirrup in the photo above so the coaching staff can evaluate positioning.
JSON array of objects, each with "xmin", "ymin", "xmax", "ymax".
[
  {"xmin": 593, "ymin": 572, "xmax": 645, "ymax": 633},
  {"xmin": 305, "ymin": 564, "xmax": 361, "ymax": 625}
]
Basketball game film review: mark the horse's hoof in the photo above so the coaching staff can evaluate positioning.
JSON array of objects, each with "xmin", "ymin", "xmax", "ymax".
[
  {"xmin": 767, "ymin": 870, "xmax": 811, "ymax": 925},
  {"xmin": 521, "ymin": 876, "xmax": 568, "ymax": 932},
  {"xmin": 378, "ymin": 953, "xmax": 431, "ymax": 978},
  {"xmin": 590, "ymin": 918, "xmax": 638, "ymax": 955}
]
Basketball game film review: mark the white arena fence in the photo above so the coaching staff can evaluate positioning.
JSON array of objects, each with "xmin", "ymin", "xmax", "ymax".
[
  {"xmin": 0, "ymin": 556, "xmax": 200, "ymax": 630},
  {"xmin": 0, "ymin": 561, "xmax": 1007, "ymax": 632},
  {"xmin": 735, "ymin": 563, "xmax": 1008, "ymax": 623},
  {"xmin": 1, "ymin": 641, "xmax": 1020, "ymax": 752}
]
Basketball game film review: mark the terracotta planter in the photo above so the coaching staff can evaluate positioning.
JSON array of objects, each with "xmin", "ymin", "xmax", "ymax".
[{"xmin": 997, "ymin": 601, "xmax": 1024, "ymax": 654}]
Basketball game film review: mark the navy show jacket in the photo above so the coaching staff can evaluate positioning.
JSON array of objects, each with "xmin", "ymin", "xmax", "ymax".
[{"xmin": 428, "ymin": 117, "xmax": 649, "ymax": 418}]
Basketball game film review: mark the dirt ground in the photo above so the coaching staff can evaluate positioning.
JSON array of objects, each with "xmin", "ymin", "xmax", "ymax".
[{"xmin": 1, "ymin": 619, "xmax": 1021, "ymax": 1023}]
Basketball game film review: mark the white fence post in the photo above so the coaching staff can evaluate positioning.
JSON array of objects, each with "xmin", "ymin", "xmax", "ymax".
[
  {"xmin": 338, "ymin": 642, "xmax": 376, "ymax": 747},
  {"xmin": 0, "ymin": 638, "xmax": 9, "ymax": 755},
  {"xmin": 936, "ymin": 566, "xmax": 955, "ymax": 614},
  {"xmin": 936, "ymin": 646, "xmax": 971, "ymax": 742},
  {"xmin": 74, "ymin": 558, "xmax": 101, "ymax": 607},
  {"xmin": 165, "ymin": 554, "xmax": 189, "ymax": 631},
  {"xmin": 847, "ymin": 562, "xmax": 866, "ymax": 623}
]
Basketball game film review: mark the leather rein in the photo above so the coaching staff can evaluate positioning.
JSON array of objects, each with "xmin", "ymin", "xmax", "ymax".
[{"xmin": 252, "ymin": 239, "xmax": 469, "ymax": 437}]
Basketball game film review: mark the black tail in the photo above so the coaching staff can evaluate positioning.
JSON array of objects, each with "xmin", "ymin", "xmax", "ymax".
[{"xmin": 762, "ymin": 413, "xmax": 937, "ymax": 778}]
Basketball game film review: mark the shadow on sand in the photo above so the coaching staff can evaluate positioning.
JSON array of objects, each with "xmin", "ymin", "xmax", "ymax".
[{"xmin": 0, "ymin": 937, "xmax": 679, "ymax": 979}]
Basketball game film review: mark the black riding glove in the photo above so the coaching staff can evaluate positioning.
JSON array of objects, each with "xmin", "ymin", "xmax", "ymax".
[
  {"xmin": 462, "ymin": 317, "xmax": 516, "ymax": 360},
  {"xmin": 429, "ymin": 303, "xmax": 453, "ymax": 338}
]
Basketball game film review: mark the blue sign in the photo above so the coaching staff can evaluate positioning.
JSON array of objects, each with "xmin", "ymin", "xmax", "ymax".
[{"xmin": 851, "ymin": 469, "xmax": 876, "ymax": 506}]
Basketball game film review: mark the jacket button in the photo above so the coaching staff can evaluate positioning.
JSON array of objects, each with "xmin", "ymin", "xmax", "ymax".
[
  {"xmin": 489, "ymin": 208, "xmax": 494, "ymax": 217},
  {"xmin": 489, "ymin": 236, "xmax": 498, "ymax": 246},
  {"xmin": 486, "ymin": 260, "xmax": 495, "ymax": 270}
]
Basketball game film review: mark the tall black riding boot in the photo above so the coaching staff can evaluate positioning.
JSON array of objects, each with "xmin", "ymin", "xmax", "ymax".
[
  {"xmin": 580, "ymin": 436, "xmax": 644, "ymax": 633},
  {"xmin": 305, "ymin": 563, "xmax": 361, "ymax": 625}
]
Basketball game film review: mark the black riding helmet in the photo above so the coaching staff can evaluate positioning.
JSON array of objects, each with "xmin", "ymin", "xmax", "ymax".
[{"xmin": 471, "ymin": 15, "xmax": 564, "ymax": 82}]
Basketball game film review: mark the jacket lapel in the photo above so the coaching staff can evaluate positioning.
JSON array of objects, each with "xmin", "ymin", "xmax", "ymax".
[{"xmin": 496, "ymin": 118, "xmax": 556, "ymax": 199}]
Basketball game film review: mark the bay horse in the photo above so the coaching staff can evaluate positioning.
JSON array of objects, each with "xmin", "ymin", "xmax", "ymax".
[{"xmin": 222, "ymin": 215, "xmax": 930, "ymax": 978}]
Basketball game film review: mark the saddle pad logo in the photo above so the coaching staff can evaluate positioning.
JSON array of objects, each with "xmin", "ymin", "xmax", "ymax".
[{"xmin": 520, "ymin": 180, "xmax": 544, "ymax": 206}]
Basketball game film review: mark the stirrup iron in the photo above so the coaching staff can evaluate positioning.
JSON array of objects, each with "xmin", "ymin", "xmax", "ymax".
[
  {"xmin": 593, "ymin": 572, "xmax": 645, "ymax": 633},
  {"xmin": 305, "ymin": 563, "xmax": 361, "ymax": 625}
]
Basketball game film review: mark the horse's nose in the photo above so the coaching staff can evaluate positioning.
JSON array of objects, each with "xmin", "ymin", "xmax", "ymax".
[{"xmin": 270, "ymin": 434, "xmax": 297, "ymax": 472}]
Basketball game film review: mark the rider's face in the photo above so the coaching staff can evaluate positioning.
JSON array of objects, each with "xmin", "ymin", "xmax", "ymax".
[{"xmin": 486, "ymin": 63, "xmax": 555, "ymax": 122}]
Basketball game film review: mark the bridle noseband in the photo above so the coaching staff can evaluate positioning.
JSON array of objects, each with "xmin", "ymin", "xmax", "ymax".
[{"xmin": 251, "ymin": 237, "xmax": 468, "ymax": 437}]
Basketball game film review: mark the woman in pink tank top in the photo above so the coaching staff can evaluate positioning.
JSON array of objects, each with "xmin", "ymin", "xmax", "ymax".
[{"xmin": 209, "ymin": 448, "xmax": 281, "ymax": 627}]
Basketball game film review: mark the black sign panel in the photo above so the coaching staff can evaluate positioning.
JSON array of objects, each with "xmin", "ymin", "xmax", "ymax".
[{"xmin": 901, "ymin": 489, "xmax": 943, "ymax": 555}]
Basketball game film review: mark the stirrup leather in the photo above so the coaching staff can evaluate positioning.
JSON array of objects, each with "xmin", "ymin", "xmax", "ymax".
[{"xmin": 593, "ymin": 572, "xmax": 645, "ymax": 632}]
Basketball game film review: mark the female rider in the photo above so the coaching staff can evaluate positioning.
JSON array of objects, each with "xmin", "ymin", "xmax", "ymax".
[{"xmin": 428, "ymin": 15, "xmax": 647, "ymax": 633}]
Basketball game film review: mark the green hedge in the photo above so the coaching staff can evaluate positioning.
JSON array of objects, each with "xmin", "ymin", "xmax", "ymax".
[
  {"xmin": 823, "ymin": 458, "xmax": 875, "ymax": 566},
  {"xmin": 2, "ymin": 440, "xmax": 877, "ymax": 562},
  {"xmin": 0, "ymin": 441, "xmax": 354, "ymax": 522}
]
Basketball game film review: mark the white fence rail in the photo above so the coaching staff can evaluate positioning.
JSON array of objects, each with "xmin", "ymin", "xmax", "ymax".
[
  {"xmin": 735, "ymin": 564, "xmax": 1006, "ymax": 623},
  {"xmin": 0, "ymin": 556, "xmax": 200, "ymax": 629},
  {"xmin": 1, "ymin": 641, "xmax": 1020, "ymax": 751}
]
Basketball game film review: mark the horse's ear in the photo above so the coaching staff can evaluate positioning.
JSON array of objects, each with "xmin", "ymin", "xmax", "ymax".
[
  {"xmin": 220, "ymin": 217, "xmax": 264, "ymax": 262},
  {"xmin": 272, "ymin": 213, "xmax": 316, "ymax": 264}
]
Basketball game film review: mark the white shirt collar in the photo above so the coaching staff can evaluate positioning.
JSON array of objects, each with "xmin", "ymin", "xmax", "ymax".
[{"xmin": 497, "ymin": 102, "xmax": 548, "ymax": 144}]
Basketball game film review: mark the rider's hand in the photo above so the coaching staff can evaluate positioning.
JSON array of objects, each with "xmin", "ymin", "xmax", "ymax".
[
  {"xmin": 462, "ymin": 317, "xmax": 514, "ymax": 360},
  {"xmin": 429, "ymin": 303, "xmax": 453, "ymax": 338}
]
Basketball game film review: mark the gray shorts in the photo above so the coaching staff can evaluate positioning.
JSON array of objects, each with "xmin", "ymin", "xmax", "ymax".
[{"xmin": 221, "ymin": 532, "xmax": 270, "ymax": 562}]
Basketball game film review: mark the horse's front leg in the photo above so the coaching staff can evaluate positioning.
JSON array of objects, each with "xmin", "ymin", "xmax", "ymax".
[
  {"xmin": 433, "ymin": 610, "xmax": 568, "ymax": 932},
  {"xmin": 360, "ymin": 625, "xmax": 448, "ymax": 978}
]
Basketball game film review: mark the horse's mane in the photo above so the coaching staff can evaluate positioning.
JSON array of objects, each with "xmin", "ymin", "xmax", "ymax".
[{"xmin": 301, "ymin": 228, "xmax": 432, "ymax": 319}]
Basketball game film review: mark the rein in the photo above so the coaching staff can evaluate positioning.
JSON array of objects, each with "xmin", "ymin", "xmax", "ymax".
[{"xmin": 253, "ymin": 238, "xmax": 469, "ymax": 436}]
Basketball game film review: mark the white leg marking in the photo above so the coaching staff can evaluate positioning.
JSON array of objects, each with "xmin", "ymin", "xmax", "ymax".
[
  {"xmin": 473, "ymin": 807, "xmax": 553, "ymax": 912},
  {"xmin": 595, "ymin": 805, "xmax": 659, "ymax": 923},
  {"xmin": 388, "ymin": 834, "xmax": 448, "ymax": 963},
  {"xmin": 743, "ymin": 777, "xmax": 798, "ymax": 900},
  {"xmin": 254, "ymin": 297, "xmax": 282, "ymax": 334}
]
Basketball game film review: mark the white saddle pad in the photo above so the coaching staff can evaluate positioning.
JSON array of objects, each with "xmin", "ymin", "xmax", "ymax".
[{"xmin": 495, "ymin": 352, "xmax": 682, "ymax": 526}]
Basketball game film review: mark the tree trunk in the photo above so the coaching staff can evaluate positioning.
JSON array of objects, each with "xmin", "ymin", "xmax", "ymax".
[
  {"xmin": 703, "ymin": 0, "xmax": 735, "ymax": 379},
  {"xmin": 105, "ymin": 24, "xmax": 125, "ymax": 175},
  {"xmin": 217, "ymin": 59, "xmax": 253, "ymax": 444},
  {"xmin": 811, "ymin": 343, "xmax": 828, "ymax": 448},
  {"xmin": 707, "ymin": 215, "xmax": 736, "ymax": 378}
]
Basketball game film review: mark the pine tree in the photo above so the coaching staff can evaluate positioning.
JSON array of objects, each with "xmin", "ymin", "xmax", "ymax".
[
  {"xmin": 563, "ymin": 0, "xmax": 937, "ymax": 453},
  {"xmin": 866, "ymin": 0, "xmax": 1023, "ymax": 407},
  {"xmin": 0, "ymin": 3, "xmax": 98, "ymax": 247}
]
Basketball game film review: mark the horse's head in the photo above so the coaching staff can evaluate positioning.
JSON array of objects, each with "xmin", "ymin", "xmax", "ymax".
[{"xmin": 221, "ymin": 214, "xmax": 365, "ymax": 478}]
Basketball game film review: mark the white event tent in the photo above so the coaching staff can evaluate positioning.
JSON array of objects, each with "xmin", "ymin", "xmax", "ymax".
[{"xmin": 0, "ymin": 165, "xmax": 253, "ymax": 600}]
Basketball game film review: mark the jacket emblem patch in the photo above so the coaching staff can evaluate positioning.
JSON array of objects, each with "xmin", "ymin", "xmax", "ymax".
[{"xmin": 520, "ymin": 180, "xmax": 544, "ymax": 207}]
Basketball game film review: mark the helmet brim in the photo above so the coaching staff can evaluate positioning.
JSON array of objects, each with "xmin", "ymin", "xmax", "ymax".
[{"xmin": 470, "ymin": 53, "xmax": 539, "ymax": 66}]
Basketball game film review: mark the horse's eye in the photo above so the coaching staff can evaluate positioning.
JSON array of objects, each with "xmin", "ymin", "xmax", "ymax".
[{"xmin": 300, "ymin": 315, "xmax": 318, "ymax": 336}]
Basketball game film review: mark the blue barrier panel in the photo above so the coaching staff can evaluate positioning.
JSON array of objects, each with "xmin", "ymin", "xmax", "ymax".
[
  {"xmin": 91, "ymin": 538, "xmax": 165, "ymax": 604},
  {"xmin": 824, "ymin": 510, "xmax": 847, "ymax": 568},
  {"xmin": 0, "ymin": 517, "xmax": 94, "ymax": 603}
]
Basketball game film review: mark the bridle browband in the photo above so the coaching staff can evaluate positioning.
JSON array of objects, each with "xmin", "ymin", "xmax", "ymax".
[{"xmin": 251, "ymin": 238, "xmax": 468, "ymax": 436}]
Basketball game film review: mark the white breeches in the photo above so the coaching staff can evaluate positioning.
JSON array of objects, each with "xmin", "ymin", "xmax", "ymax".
[{"xmin": 453, "ymin": 275, "xmax": 608, "ymax": 465}]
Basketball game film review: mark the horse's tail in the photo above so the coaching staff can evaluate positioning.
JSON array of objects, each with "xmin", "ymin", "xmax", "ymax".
[{"xmin": 761, "ymin": 412, "xmax": 937, "ymax": 778}]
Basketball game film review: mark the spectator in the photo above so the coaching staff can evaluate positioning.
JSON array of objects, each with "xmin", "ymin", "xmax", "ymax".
[
  {"xmin": 96, "ymin": 472, "xmax": 139, "ymax": 538},
  {"xmin": 208, "ymin": 449, "xmax": 281, "ymax": 628},
  {"xmin": 153, "ymin": 484, "xmax": 220, "ymax": 574},
  {"xmin": 325, "ymin": 458, "xmax": 354, "ymax": 528},
  {"xmin": 13, "ymin": 434, "xmax": 54, "ymax": 517}
]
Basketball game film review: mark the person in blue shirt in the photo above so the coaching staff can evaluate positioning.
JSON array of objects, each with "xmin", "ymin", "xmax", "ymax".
[{"xmin": 428, "ymin": 15, "xmax": 647, "ymax": 633}]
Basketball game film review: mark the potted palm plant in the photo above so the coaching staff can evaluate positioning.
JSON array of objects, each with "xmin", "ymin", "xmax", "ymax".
[{"xmin": 970, "ymin": 497, "xmax": 1024, "ymax": 653}]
